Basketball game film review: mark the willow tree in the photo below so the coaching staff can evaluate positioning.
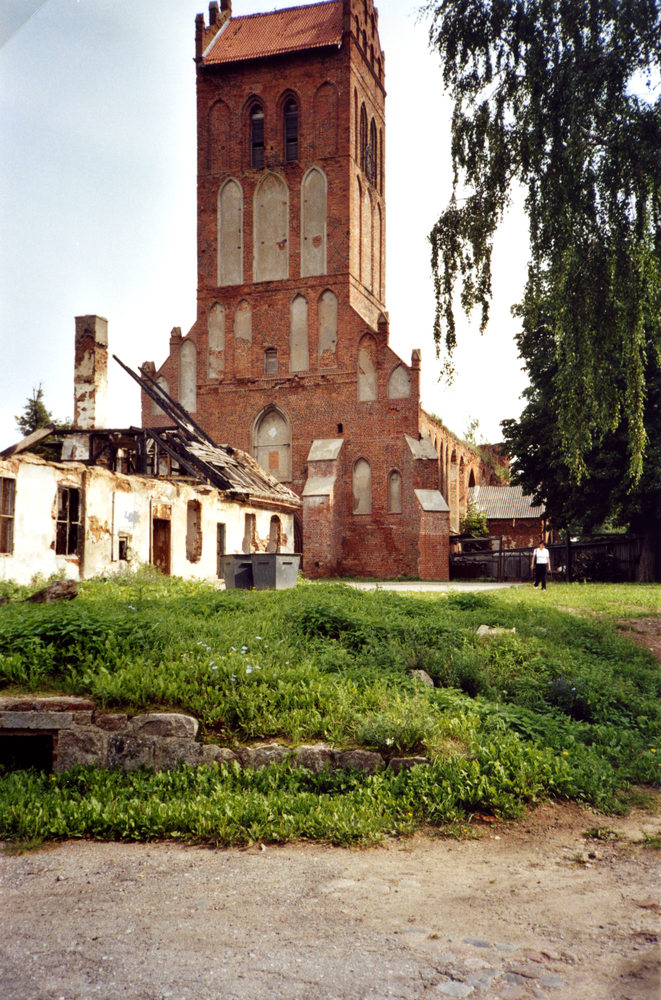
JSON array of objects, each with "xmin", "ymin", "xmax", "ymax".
[{"xmin": 425, "ymin": 0, "xmax": 661, "ymax": 486}]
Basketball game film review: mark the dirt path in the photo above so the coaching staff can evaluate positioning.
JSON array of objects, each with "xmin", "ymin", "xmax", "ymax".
[{"xmin": 1, "ymin": 801, "xmax": 659, "ymax": 1000}]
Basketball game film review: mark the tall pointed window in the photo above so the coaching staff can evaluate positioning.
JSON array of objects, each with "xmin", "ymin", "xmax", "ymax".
[
  {"xmin": 284, "ymin": 100, "xmax": 298, "ymax": 162},
  {"xmin": 250, "ymin": 106, "xmax": 265, "ymax": 168},
  {"xmin": 360, "ymin": 104, "xmax": 368, "ymax": 173}
]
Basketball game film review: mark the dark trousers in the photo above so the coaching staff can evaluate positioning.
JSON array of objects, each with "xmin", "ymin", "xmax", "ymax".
[{"xmin": 534, "ymin": 563, "xmax": 548, "ymax": 589}]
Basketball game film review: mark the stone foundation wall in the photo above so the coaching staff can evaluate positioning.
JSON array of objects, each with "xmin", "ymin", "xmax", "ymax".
[{"xmin": 0, "ymin": 697, "xmax": 428, "ymax": 775}]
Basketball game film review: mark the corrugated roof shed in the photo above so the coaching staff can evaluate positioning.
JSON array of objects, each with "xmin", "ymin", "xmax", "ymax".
[
  {"xmin": 204, "ymin": 1, "xmax": 344, "ymax": 65},
  {"xmin": 469, "ymin": 485, "xmax": 545, "ymax": 519}
]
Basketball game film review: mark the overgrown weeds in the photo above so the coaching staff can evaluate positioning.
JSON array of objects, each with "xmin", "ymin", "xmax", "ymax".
[{"xmin": 0, "ymin": 578, "xmax": 659, "ymax": 844}]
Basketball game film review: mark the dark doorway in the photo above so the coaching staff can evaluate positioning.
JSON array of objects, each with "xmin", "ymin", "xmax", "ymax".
[
  {"xmin": 0, "ymin": 733, "xmax": 53, "ymax": 773},
  {"xmin": 152, "ymin": 518, "xmax": 171, "ymax": 575}
]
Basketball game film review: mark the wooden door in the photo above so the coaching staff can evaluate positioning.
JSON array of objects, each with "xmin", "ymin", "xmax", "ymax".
[{"xmin": 152, "ymin": 518, "xmax": 171, "ymax": 576}]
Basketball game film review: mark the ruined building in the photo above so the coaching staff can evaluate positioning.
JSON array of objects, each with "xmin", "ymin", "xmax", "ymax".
[{"xmin": 142, "ymin": 0, "xmax": 496, "ymax": 578}]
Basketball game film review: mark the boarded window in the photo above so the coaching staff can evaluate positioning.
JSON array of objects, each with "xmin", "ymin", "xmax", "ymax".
[
  {"xmin": 284, "ymin": 100, "xmax": 298, "ymax": 162},
  {"xmin": 357, "ymin": 333, "xmax": 377, "ymax": 401},
  {"xmin": 179, "ymin": 340, "xmax": 197, "ymax": 412},
  {"xmin": 318, "ymin": 289, "xmax": 338, "ymax": 367},
  {"xmin": 254, "ymin": 173, "xmax": 289, "ymax": 282},
  {"xmin": 208, "ymin": 98, "xmax": 230, "ymax": 173},
  {"xmin": 301, "ymin": 167, "xmax": 327, "ymax": 277},
  {"xmin": 151, "ymin": 375, "xmax": 170, "ymax": 416},
  {"xmin": 253, "ymin": 406, "xmax": 291, "ymax": 482},
  {"xmin": 216, "ymin": 523, "xmax": 226, "ymax": 578},
  {"xmin": 250, "ymin": 106, "xmax": 265, "ymax": 168},
  {"xmin": 55, "ymin": 486, "xmax": 80, "ymax": 556},
  {"xmin": 0, "ymin": 477, "xmax": 15, "ymax": 554},
  {"xmin": 234, "ymin": 300, "xmax": 252, "ymax": 378},
  {"xmin": 217, "ymin": 179, "xmax": 243, "ymax": 286},
  {"xmin": 387, "ymin": 364, "xmax": 411, "ymax": 399},
  {"xmin": 264, "ymin": 348, "xmax": 278, "ymax": 374},
  {"xmin": 186, "ymin": 500, "xmax": 203, "ymax": 563},
  {"xmin": 388, "ymin": 470, "xmax": 402, "ymax": 513},
  {"xmin": 353, "ymin": 459, "xmax": 372, "ymax": 514},
  {"xmin": 289, "ymin": 295, "xmax": 309, "ymax": 371},
  {"xmin": 208, "ymin": 303, "xmax": 225, "ymax": 377}
]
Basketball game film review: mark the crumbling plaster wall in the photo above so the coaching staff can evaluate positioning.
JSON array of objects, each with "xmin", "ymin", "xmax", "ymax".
[{"xmin": 0, "ymin": 453, "xmax": 294, "ymax": 585}]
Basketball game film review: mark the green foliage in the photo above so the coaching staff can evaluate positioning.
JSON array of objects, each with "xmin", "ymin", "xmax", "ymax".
[
  {"xmin": 14, "ymin": 384, "xmax": 70, "ymax": 459},
  {"xmin": 460, "ymin": 498, "xmax": 489, "ymax": 537},
  {"xmin": 424, "ymin": 0, "xmax": 661, "ymax": 479},
  {"xmin": 0, "ymin": 578, "xmax": 659, "ymax": 844}
]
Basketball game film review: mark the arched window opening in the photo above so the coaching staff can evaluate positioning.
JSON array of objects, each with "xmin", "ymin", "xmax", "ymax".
[
  {"xmin": 388, "ymin": 471, "xmax": 402, "ymax": 514},
  {"xmin": 254, "ymin": 173, "xmax": 289, "ymax": 281},
  {"xmin": 301, "ymin": 167, "xmax": 327, "ymax": 276},
  {"xmin": 250, "ymin": 105, "xmax": 265, "ymax": 168},
  {"xmin": 353, "ymin": 459, "xmax": 372, "ymax": 514},
  {"xmin": 318, "ymin": 289, "xmax": 338, "ymax": 367},
  {"xmin": 468, "ymin": 469, "xmax": 476, "ymax": 489},
  {"xmin": 234, "ymin": 299, "xmax": 252, "ymax": 378},
  {"xmin": 264, "ymin": 348, "xmax": 278, "ymax": 374},
  {"xmin": 253, "ymin": 406, "xmax": 292, "ymax": 482},
  {"xmin": 208, "ymin": 303, "xmax": 225, "ymax": 378},
  {"xmin": 360, "ymin": 104, "xmax": 368, "ymax": 174},
  {"xmin": 365, "ymin": 118, "xmax": 377, "ymax": 186},
  {"xmin": 152, "ymin": 375, "xmax": 170, "ymax": 416},
  {"xmin": 284, "ymin": 99, "xmax": 298, "ymax": 162}
]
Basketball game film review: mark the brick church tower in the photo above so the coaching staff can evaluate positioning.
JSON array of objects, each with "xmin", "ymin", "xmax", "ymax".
[{"xmin": 142, "ymin": 0, "xmax": 450, "ymax": 578}]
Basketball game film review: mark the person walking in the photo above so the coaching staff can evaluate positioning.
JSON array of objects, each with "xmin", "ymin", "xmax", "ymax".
[{"xmin": 531, "ymin": 540, "xmax": 551, "ymax": 590}]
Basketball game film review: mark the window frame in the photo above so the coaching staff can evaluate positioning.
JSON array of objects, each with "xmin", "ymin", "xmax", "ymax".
[
  {"xmin": 0, "ymin": 477, "xmax": 16, "ymax": 555},
  {"xmin": 250, "ymin": 105, "xmax": 265, "ymax": 169},
  {"xmin": 55, "ymin": 485, "xmax": 81, "ymax": 557}
]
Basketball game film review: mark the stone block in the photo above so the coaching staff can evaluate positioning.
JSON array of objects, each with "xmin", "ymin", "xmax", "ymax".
[
  {"xmin": 154, "ymin": 739, "xmax": 203, "ymax": 771},
  {"xmin": 107, "ymin": 734, "xmax": 155, "ymax": 770},
  {"xmin": 293, "ymin": 743, "xmax": 335, "ymax": 773},
  {"xmin": 409, "ymin": 669, "xmax": 435, "ymax": 688},
  {"xmin": 388, "ymin": 756, "xmax": 429, "ymax": 774},
  {"xmin": 31, "ymin": 712, "xmax": 73, "ymax": 730},
  {"xmin": 0, "ymin": 698, "xmax": 33, "ymax": 712},
  {"xmin": 0, "ymin": 712, "xmax": 34, "ymax": 729},
  {"xmin": 235, "ymin": 743, "xmax": 291, "ymax": 769},
  {"xmin": 34, "ymin": 697, "xmax": 96, "ymax": 711},
  {"xmin": 70, "ymin": 712, "xmax": 94, "ymax": 726},
  {"xmin": 336, "ymin": 750, "xmax": 384, "ymax": 774},
  {"xmin": 130, "ymin": 713, "xmax": 198, "ymax": 739},
  {"xmin": 55, "ymin": 729, "xmax": 108, "ymax": 771},
  {"xmin": 201, "ymin": 745, "xmax": 238, "ymax": 766},
  {"xmin": 93, "ymin": 713, "xmax": 129, "ymax": 732}
]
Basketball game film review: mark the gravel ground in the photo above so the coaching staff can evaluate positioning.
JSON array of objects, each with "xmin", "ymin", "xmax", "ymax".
[{"xmin": 1, "ymin": 800, "xmax": 659, "ymax": 1000}]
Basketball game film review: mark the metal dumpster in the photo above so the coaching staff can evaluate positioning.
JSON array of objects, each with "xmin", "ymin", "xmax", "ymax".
[
  {"xmin": 250, "ymin": 553, "xmax": 301, "ymax": 590},
  {"xmin": 221, "ymin": 554, "xmax": 254, "ymax": 589}
]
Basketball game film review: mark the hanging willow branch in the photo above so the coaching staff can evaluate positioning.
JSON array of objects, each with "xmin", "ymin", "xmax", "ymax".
[{"xmin": 424, "ymin": 0, "xmax": 661, "ymax": 479}]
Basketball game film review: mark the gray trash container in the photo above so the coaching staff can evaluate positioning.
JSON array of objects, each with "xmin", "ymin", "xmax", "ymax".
[
  {"xmin": 250, "ymin": 553, "xmax": 301, "ymax": 590},
  {"xmin": 222, "ymin": 554, "xmax": 254, "ymax": 589}
]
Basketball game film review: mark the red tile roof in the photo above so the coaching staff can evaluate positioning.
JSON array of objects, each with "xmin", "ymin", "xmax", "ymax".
[{"xmin": 204, "ymin": 1, "xmax": 344, "ymax": 65}]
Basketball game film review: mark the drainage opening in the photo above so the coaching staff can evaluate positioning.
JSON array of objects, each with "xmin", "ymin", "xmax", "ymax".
[{"xmin": 0, "ymin": 733, "xmax": 53, "ymax": 773}]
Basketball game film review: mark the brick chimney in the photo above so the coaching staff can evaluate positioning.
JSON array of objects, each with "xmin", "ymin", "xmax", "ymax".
[{"xmin": 73, "ymin": 315, "xmax": 108, "ymax": 430}]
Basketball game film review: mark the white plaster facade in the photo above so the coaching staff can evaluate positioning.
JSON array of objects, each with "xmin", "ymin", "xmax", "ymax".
[{"xmin": 0, "ymin": 453, "xmax": 295, "ymax": 586}]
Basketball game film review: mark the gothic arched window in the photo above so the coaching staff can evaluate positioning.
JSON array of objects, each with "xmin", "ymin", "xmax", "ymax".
[
  {"xmin": 284, "ymin": 99, "xmax": 298, "ymax": 162},
  {"xmin": 250, "ymin": 105, "xmax": 265, "ymax": 168}
]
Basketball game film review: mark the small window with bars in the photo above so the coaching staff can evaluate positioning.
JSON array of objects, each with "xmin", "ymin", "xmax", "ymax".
[
  {"xmin": 284, "ymin": 100, "xmax": 298, "ymax": 162},
  {"xmin": 55, "ymin": 486, "xmax": 80, "ymax": 556},
  {"xmin": 0, "ymin": 478, "xmax": 15, "ymax": 554},
  {"xmin": 250, "ymin": 106, "xmax": 265, "ymax": 168},
  {"xmin": 264, "ymin": 348, "xmax": 278, "ymax": 374}
]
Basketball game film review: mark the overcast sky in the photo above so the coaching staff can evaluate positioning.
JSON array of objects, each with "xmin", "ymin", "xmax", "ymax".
[{"xmin": 0, "ymin": 0, "xmax": 530, "ymax": 449}]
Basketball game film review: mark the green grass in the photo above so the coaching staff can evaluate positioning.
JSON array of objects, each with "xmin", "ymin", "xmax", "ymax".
[{"xmin": 0, "ymin": 574, "xmax": 659, "ymax": 845}]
